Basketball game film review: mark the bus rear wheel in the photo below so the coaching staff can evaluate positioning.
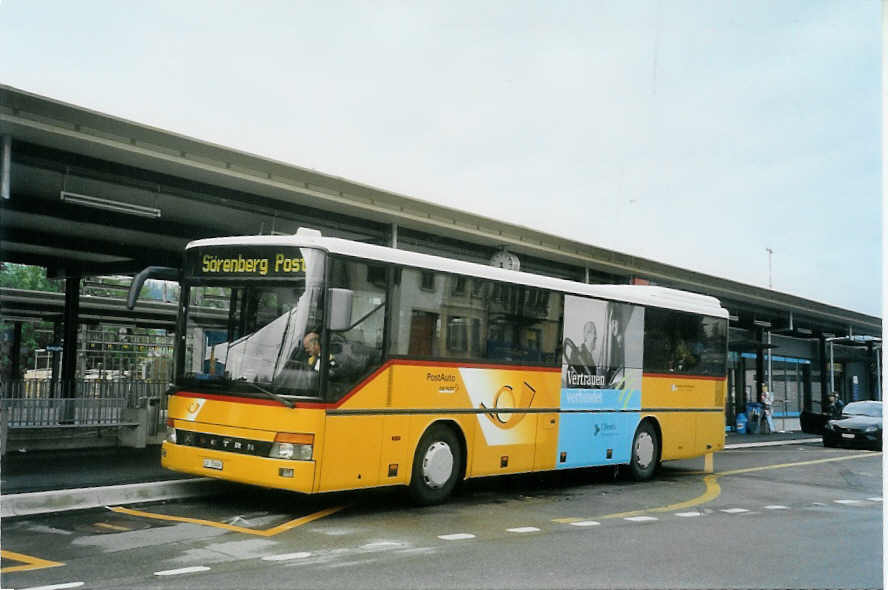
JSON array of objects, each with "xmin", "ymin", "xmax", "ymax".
[
  {"xmin": 629, "ymin": 421, "xmax": 660, "ymax": 482},
  {"xmin": 408, "ymin": 424, "xmax": 462, "ymax": 505}
]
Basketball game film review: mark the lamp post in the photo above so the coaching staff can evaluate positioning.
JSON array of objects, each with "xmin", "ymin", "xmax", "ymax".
[{"xmin": 765, "ymin": 248, "xmax": 773, "ymax": 289}]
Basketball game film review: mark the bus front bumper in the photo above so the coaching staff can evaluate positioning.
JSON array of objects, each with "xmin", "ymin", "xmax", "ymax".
[{"xmin": 162, "ymin": 441, "xmax": 316, "ymax": 493}]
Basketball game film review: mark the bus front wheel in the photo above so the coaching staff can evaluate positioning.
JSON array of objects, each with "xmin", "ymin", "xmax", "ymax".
[
  {"xmin": 408, "ymin": 424, "xmax": 462, "ymax": 505},
  {"xmin": 629, "ymin": 421, "xmax": 660, "ymax": 482}
]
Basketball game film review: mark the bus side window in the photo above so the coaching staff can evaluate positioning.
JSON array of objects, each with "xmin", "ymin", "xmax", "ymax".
[
  {"xmin": 326, "ymin": 258, "xmax": 387, "ymax": 397},
  {"xmin": 643, "ymin": 308, "xmax": 726, "ymax": 377},
  {"xmin": 389, "ymin": 269, "xmax": 561, "ymax": 367}
]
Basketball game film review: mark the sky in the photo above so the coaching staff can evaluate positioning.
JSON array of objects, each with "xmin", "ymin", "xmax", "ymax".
[{"xmin": 0, "ymin": 1, "xmax": 882, "ymax": 316}]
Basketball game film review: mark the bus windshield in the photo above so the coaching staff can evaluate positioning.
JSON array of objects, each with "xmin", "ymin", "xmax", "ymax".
[{"xmin": 178, "ymin": 247, "xmax": 326, "ymax": 398}]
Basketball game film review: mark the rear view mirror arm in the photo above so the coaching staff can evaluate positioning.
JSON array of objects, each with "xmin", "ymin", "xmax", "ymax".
[{"xmin": 127, "ymin": 266, "xmax": 180, "ymax": 309}]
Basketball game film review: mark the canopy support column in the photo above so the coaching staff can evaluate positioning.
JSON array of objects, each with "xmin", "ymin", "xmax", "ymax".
[{"xmin": 61, "ymin": 274, "xmax": 81, "ymax": 422}]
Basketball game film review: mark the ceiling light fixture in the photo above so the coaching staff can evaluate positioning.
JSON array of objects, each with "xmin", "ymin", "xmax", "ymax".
[{"xmin": 60, "ymin": 191, "xmax": 162, "ymax": 218}]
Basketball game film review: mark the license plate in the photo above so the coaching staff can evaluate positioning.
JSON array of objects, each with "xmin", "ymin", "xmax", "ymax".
[
  {"xmin": 203, "ymin": 458, "xmax": 223, "ymax": 470},
  {"xmin": 841, "ymin": 433, "xmax": 855, "ymax": 440}
]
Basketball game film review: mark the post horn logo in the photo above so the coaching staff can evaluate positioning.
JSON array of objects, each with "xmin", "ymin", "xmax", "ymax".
[{"xmin": 480, "ymin": 381, "xmax": 537, "ymax": 429}]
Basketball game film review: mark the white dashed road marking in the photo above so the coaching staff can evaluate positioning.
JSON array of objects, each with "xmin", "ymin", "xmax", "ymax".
[
  {"xmin": 20, "ymin": 583, "xmax": 85, "ymax": 590},
  {"xmin": 834, "ymin": 499, "xmax": 863, "ymax": 505},
  {"xmin": 154, "ymin": 566, "xmax": 211, "ymax": 576},
  {"xmin": 262, "ymin": 552, "xmax": 312, "ymax": 561},
  {"xmin": 764, "ymin": 505, "xmax": 789, "ymax": 510},
  {"xmin": 507, "ymin": 526, "xmax": 541, "ymax": 533},
  {"xmin": 867, "ymin": 497, "xmax": 882, "ymax": 502},
  {"xmin": 569, "ymin": 520, "xmax": 601, "ymax": 527},
  {"xmin": 720, "ymin": 508, "xmax": 749, "ymax": 514},
  {"xmin": 362, "ymin": 541, "xmax": 404, "ymax": 550},
  {"xmin": 438, "ymin": 533, "xmax": 476, "ymax": 541},
  {"xmin": 675, "ymin": 512, "xmax": 702, "ymax": 517},
  {"xmin": 725, "ymin": 439, "xmax": 821, "ymax": 449},
  {"xmin": 624, "ymin": 516, "xmax": 658, "ymax": 522}
]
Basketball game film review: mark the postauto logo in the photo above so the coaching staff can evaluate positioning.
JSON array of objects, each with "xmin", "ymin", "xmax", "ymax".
[{"xmin": 480, "ymin": 382, "xmax": 537, "ymax": 430}]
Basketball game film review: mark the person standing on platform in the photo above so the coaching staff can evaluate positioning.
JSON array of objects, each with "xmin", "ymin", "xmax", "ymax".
[
  {"xmin": 825, "ymin": 392, "xmax": 845, "ymax": 418},
  {"xmin": 760, "ymin": 385, "xmax": 774, "ymax": 434}
]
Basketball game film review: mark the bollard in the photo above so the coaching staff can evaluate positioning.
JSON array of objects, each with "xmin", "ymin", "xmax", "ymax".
[
  {"xmin": 147, "ymin": 396, "xmax": 161, "ymax": 436},
  {"xmin": 704, "ymin": 452, "xmax": 714, "ymax": 474}
]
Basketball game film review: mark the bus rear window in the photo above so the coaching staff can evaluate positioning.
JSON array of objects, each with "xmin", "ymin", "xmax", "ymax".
[{"xmin": 643, "ymin": 308, "xmax": 726, "ymax": 377}]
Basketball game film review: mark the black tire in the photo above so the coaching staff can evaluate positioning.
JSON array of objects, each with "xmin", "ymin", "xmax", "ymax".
[
  {"xmin": 629, "ymin": 420, "xmax": 660, "ymax": 482},
  {"xmin": 822, "ymin": 435, "xmax": 838, "ymax": 448},
  {"xmin": 408, "ymin": 424, "xmax": 463, "ymax": 506}
]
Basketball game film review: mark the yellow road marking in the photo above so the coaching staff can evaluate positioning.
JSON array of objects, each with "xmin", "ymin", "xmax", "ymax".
[
  {"xmin": 0, "ymin": 549, "xmax": 64, "ymax": 573},
  {"xmin": 714, "ymin": 452, "xmax": 880, "ymax": 477},
  {"xmin": 94, "ymin": 522, "xmax": 131, "ymax": 532},
  {"xmin": 554, "ymin": 451, "xmax": 881, "ymax": 523},
  {"xmin": 109, "ymin": 505, "xmax": 345, "ymax": 536}
]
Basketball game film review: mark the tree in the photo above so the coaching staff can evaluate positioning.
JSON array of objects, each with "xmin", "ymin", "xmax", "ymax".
[{"xmin": 0, "ymin": 263, "xmax": 63, "ymax": 292}]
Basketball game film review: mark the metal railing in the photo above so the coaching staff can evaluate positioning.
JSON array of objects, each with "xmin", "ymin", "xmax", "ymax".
[
  {"xmin": 0, "ymin": 379, "xmax": 168, "ymax": 430},
  {"xmin": 0, "ymin": 396, "xmax": 130, "ymax": 427}
]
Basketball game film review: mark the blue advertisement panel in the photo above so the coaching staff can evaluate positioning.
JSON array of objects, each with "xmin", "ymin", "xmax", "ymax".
[
  {"xmin": 556, "ymin": 295, "xmax": 645, "ymax": 469},
  {"xmin": 557, "ymin": 411, "xmax": 640, "ymax": 468}
]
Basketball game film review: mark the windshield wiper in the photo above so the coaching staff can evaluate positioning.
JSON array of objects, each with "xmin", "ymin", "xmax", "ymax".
[{"xmin": 236, "ymin": 379, "xmax": 295, "ymax": 409}]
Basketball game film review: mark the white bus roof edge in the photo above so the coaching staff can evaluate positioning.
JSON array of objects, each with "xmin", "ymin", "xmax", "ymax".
[{"xmin": 187, "ymin": 231, "xmax": 728, "ymax": 319}]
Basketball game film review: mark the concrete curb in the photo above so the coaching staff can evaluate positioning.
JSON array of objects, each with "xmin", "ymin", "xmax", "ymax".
[
  {"xmin": 725, "ymin": 438, "xmax": 821, "ymax": 450},
  {"xmin": 1, "ymin": 478, "xmax": 219, "ymax": 518}
]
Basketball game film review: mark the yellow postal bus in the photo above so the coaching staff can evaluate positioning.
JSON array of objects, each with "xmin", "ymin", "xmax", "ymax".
[{"xmin": 137, "ymin": 228, "xmax": 728, "ymax": 504}]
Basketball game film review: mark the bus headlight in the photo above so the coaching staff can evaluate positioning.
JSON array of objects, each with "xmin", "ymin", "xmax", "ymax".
[
  {"xmin": 270, "ymin": 433, "xmax": 314, "ymax": 461},
  {"xmin": 166, "ymin": 418, "xmax": 177, "ymax": 443},
  {"xmin": 269, "ymin": 443, "xmax": 313, "ymax": 460}
]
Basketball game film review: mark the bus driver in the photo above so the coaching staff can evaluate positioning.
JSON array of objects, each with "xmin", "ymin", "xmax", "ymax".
[
  {"xmin": 303, "ymin": 330, "xmax": 338, "ymax": 373},
  {"xmin": 303, "ymin": 331, "xmax": 323, "ymax": 370}
]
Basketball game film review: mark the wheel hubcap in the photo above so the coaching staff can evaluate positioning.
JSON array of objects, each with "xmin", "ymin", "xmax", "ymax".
[
  {"xmin": 635, "ymin": 432, "xmax": 654, "ymax": 469},
  {"xmin": 422, "ymin": 441, "xmax": 454, "ymax": 489}
]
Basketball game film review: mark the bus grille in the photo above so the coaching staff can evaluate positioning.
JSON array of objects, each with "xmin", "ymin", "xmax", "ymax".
[{"xmin": 176, "ymin": 429, "xmax": 273, "ymax": 457}]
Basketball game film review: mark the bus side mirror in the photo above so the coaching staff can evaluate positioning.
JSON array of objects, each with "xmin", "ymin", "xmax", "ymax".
[
  {"xmin": 127, "ymin": 266, "xmax": 180, "ymax": 310},
  {"xmin": 327, "ymin": 288, "xmax": 353, "ymax": 331}
]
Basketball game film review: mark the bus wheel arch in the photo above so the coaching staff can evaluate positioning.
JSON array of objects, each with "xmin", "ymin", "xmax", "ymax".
[
  {"xmin": 408, "ymin": 420, "xmax": 465, "ymax": 505},
  {"xmin": 629, "ymin": 417, "xmax": 661, "ymax": 482}
]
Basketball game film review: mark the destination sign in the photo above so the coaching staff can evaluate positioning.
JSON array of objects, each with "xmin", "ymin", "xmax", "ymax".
[{"xmin": 185, "ymin": 246, "xmax": 315, "ymax": 278}]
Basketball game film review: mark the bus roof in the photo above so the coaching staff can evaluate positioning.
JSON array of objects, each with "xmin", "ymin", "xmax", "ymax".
[{"xmin": 187, "ymin": 230, "xmax": 729, "ymax": 319}]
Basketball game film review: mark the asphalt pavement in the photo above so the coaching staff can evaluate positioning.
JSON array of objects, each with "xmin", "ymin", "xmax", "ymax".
[{"xmin": 0, "ymin": 429, "xmax": 821, "ymax": 517}]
